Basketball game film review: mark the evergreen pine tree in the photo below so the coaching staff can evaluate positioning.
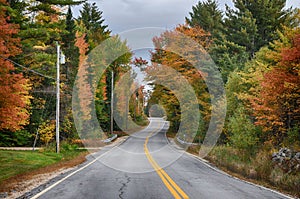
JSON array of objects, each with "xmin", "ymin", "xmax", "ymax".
[
  {"xmin": 78, "ymin": 2, "xmax": 111, "ymax": 49},
  {"xmin": 225, "ymin": 3, "xmax": 258, "ymax": 57},
  {"xmin": 186, "ymin": 0, "xmax": 223, "ymax": 38}
]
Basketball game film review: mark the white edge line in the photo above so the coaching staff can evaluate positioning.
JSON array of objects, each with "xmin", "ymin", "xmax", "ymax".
[
  {"xmin": 185, "ymin": 152, "xmax": 296, "ymax": 199},
  {"xmin": 162, "ymin": 120, "xmax": 295, "ymax": 199},
  {"xmin": 30, "ymin": 138, "xmax": 127, "ymax": 199}
]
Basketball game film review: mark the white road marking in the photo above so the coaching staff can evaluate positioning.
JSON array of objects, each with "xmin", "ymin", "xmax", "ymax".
[
  {"xmin": 30, "ymin": 140, "xmax": 126, "ymax": 199},
  {"xmin": 185, "ymin": 151, "xmax": 295, "ymax": 199}
]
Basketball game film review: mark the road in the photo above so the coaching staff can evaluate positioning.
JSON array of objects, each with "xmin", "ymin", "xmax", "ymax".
[{"xmin": 31, "ymin": 118, "xmax": 291, "ymax": 199}]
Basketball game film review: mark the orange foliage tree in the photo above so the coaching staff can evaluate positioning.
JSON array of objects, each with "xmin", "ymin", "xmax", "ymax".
[
  {"xmin": 0, "ymin": 0, "xmax": 31, "ymax": 132},
  {"xmin": 147, "ymin": 25, "xmax": 213, "ymax": 141},
  {"xmin": 74, "ymin": 31, "xmax": 92, "ymax": 121},
  {"xmin": 251, "ymin": 30, "xmax": 300, "ymax": 142}
]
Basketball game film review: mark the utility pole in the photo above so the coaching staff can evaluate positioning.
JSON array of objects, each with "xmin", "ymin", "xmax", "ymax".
[
  {"xmin": 110, "ymin": 70, "xmax": 114, "ymax": 135},
  {"xmin": 56, "ymin": 42, "xmax": 60, "ymax": 153},
  {"xmin": 55, "ymin": 43, "xmax": 65, "ymax": 153}
]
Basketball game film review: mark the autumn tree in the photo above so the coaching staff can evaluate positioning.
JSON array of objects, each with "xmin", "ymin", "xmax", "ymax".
[
  {"xmin": 147, "ymin": 25, "xmax": 216, "ymax": 142},
  {"xmin": 73, "ymin": 31, "xmax": 93, "ymax": 138},
  {"xmin": 250, "ymin": 29, "xmax": 300, "ymax": 144},
  {"xmin": 0, "ymin": 0, "xmax": 31, "ymax": 132},
  {"xmin": 8, "ymin": 0, "xmax": 84, "ymax": 142}
]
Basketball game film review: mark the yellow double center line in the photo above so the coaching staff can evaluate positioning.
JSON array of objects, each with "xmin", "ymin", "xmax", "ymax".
[{"xmin": 144, "ymin": 130, "xmax": 189, "ymax": 199}]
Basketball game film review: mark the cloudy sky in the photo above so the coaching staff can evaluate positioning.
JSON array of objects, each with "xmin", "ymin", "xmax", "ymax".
[{"xmin": 74, "ymin": 0, "xmax": 300, "ymax": 34}]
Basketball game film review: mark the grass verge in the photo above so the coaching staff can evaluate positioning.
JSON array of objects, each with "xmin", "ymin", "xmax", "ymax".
[{"xmin": 0, "ymin": 146, "xmax": 88, "ymax": 193}]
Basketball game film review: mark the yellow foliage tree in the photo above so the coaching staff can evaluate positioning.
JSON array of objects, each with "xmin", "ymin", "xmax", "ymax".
[{"xmin": 38, "ymin": 120, "xmax": 55, "ymax": 146}]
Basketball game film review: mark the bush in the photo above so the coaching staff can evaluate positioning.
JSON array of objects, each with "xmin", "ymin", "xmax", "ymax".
[
  {"xmin": 283, "ymin": 126, "xmax": 300, "ymax": 150},
  {"xmin": 253, "ymin": 149, "xmax": 273, "ymax": 180},
  {"xmin": 42, "ymin": 141, "xmax": 81, "ymax": 154},
  {"xmin": 61, "ymin": 141, "xmax": 79, "ymax": 152},
  {"xmin": 38, "ymin": 120, "xmax": 55, "ymax": 146},
  {"xmin": 0, "ymin": 130, "xmax": 33, "ymax": 147},
  {"xmin": 228, "ymin": 106, "xmax": 259, "ymax": 154}
]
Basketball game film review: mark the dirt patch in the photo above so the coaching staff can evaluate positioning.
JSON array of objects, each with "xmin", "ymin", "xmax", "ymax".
[{"xmin": 0, "ymin": 152, "xmax": 88, "ymax": 198}]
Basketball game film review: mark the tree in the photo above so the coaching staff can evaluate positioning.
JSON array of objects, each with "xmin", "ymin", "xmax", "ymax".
[
  {"xmin": 132, "ymin": 57, "xmax": 148, "ymax": 71},
  {"xmin": 38, "ymin": 120, "xmax": 55, "ymax": 146},
  {"xmin": 60, "ymin": 6, "xmax": 80, "ymax": 139},
  {"xmin": 0, "ymin": 0, "xmax": 31, "ymax": 132},
  {"xmin": 78, "ymin": 2, "xmax": 111, "ymax": 49},
  {"xmin": 240, "ymin": 0, "xmax": 296, "ymax": 51},
  {"xmin": 225, "ymin": 0, "xmax": 295, "ymax": 56},
  {"xmin": 147, "ymin": 25, "xmax": 214, "ymax": 141},
  {"xmin": 224, "ymin": 3, "xmax": 258, "ymax": 57},
  {"xmin": 74, "ymin": 31, "xmax": 91, "ymax": 122},
  {"xmin": 209, "ymin": 0, "xmax": 297, "ymax": 83},
  {"xmin": 100, "ymin": 36, "xmax": 132, "ymax": 132},
  {"xmin": 210, "ymin": 38, "xmax": 249, "ymax": 83},
  {"xmin": 186, "ymin": 0, "xmax": 223, "ymax": 38},
  {"xmin": 250, "ymin": 29, "xmax": 300, "ymax": 143},
  {"xmin": 62, "ymin": 6, "xmax": 79, "ymax": 87},
  {"xmin": 228, "ymin": 105, "xmax": 259, "ymax": 153},
  {"xmin": 9, "ymin": 0, "xmax": 83, "ymax": 139}
]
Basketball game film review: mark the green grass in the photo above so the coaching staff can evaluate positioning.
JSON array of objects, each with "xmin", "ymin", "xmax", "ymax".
[{"xmin": 0, "ymin": 145, "xmax": 85, "ymax": 183}]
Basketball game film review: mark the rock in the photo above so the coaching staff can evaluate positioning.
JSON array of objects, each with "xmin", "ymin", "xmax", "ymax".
[
  {"xmin": 295, "ymin": 152, "xmax": 300, "ymax": 162},
  {"xmin": 0, "ymin": 192, "xmax": 8, "ymax": 198},
  {"xmin": 272, "ymin": 148, "xmax": 300, "ymax": 173},
  {"xmin": 279, "ymin": 148, "xmax": 292, "ymax": 159}
]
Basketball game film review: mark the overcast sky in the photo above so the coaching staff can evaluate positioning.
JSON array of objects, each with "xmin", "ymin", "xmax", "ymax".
[{"xmin": 73, "ymin": 0, "xmax": 300, "ymax": 34}]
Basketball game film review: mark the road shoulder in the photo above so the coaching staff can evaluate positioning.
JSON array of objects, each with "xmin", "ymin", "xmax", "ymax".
[
  {"xmin": 0, "ymin": 136, "xmax": 129, "ymax": 199},
  {"xmin": 166, "ymin": 137, "xmax": 295, "ymax": 199}
]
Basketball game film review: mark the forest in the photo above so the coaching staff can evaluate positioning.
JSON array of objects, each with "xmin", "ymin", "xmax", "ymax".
[
  {"xmin": 147, "ymin": 0, "xmax": 300, "ymax": 150},
  {"xmin": 0, "ymin": 0, "xmax": 299, "ymax": 194},
  {"xmin": 0, "ymin": 0, "xmax": 144, "ymax": 146}
]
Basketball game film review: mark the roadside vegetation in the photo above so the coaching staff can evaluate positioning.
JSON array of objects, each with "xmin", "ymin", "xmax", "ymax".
[
  {"xmin": 0, "ymin": 0, "xmax": 147, "ymax": 148},
  {"xmin": 147, "ymin": 0, "xmax": 300, "ymax": 197},
  {"xmin": 187, "ymin": 144, "xmax": 300, "ymax": 197},
  {"xmin": 0, "ymin": 142, "xmax": 87, "ymax": 191}
]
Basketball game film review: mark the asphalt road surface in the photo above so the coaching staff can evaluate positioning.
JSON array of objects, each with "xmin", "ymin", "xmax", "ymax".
[{"xmin": 31, "ymin": 118, "xmax": 291, "ymax": 199}]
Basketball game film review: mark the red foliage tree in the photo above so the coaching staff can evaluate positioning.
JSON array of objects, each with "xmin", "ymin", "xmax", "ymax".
[
  {"xmin": 131, "ymin": 57, "xmax": 148, "ymax": 67},
  {"xmin": 252, "ymin": 32, "xmax": 300, "ymax": 141},
  {"xmin": 0, "ymin": 0, "xmax": 31, "ymax": 131}
]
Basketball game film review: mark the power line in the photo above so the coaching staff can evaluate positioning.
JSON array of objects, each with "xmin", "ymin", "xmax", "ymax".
[{"xmin": 0, "ymin": 55, "xmax": 55, "ymax": 80}]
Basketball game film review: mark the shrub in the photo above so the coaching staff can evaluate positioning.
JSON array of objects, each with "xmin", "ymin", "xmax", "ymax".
[
  {"xmin": 228, "ymin": 106, "xmax": 259, "ymax": 154},
  {"xmin": 0, "ymin": 129, "xmax": 32, "ymax": 146},
  {"xmin": 61, "ymin": 141, "xmax": 78, "ymax": 152},
  {"xmin": 253, "ymin": 149, "xmax": 273, "ymax": 181},
  {"xmin": 38, "ymin": 120, "xmax": 55, "ymax": 146},
  {"xmin": 283, "ymin": 126, "xmax": 300, "ymax": 150}
]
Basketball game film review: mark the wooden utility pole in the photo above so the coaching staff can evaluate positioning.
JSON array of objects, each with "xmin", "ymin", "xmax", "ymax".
[
  {"xmin": 110, "ymin": 71, "xmax": 114, "ymax": 135},
  {"xmin": 56, "ymin": 42, "xmax": 60, "ymax": 153}
]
